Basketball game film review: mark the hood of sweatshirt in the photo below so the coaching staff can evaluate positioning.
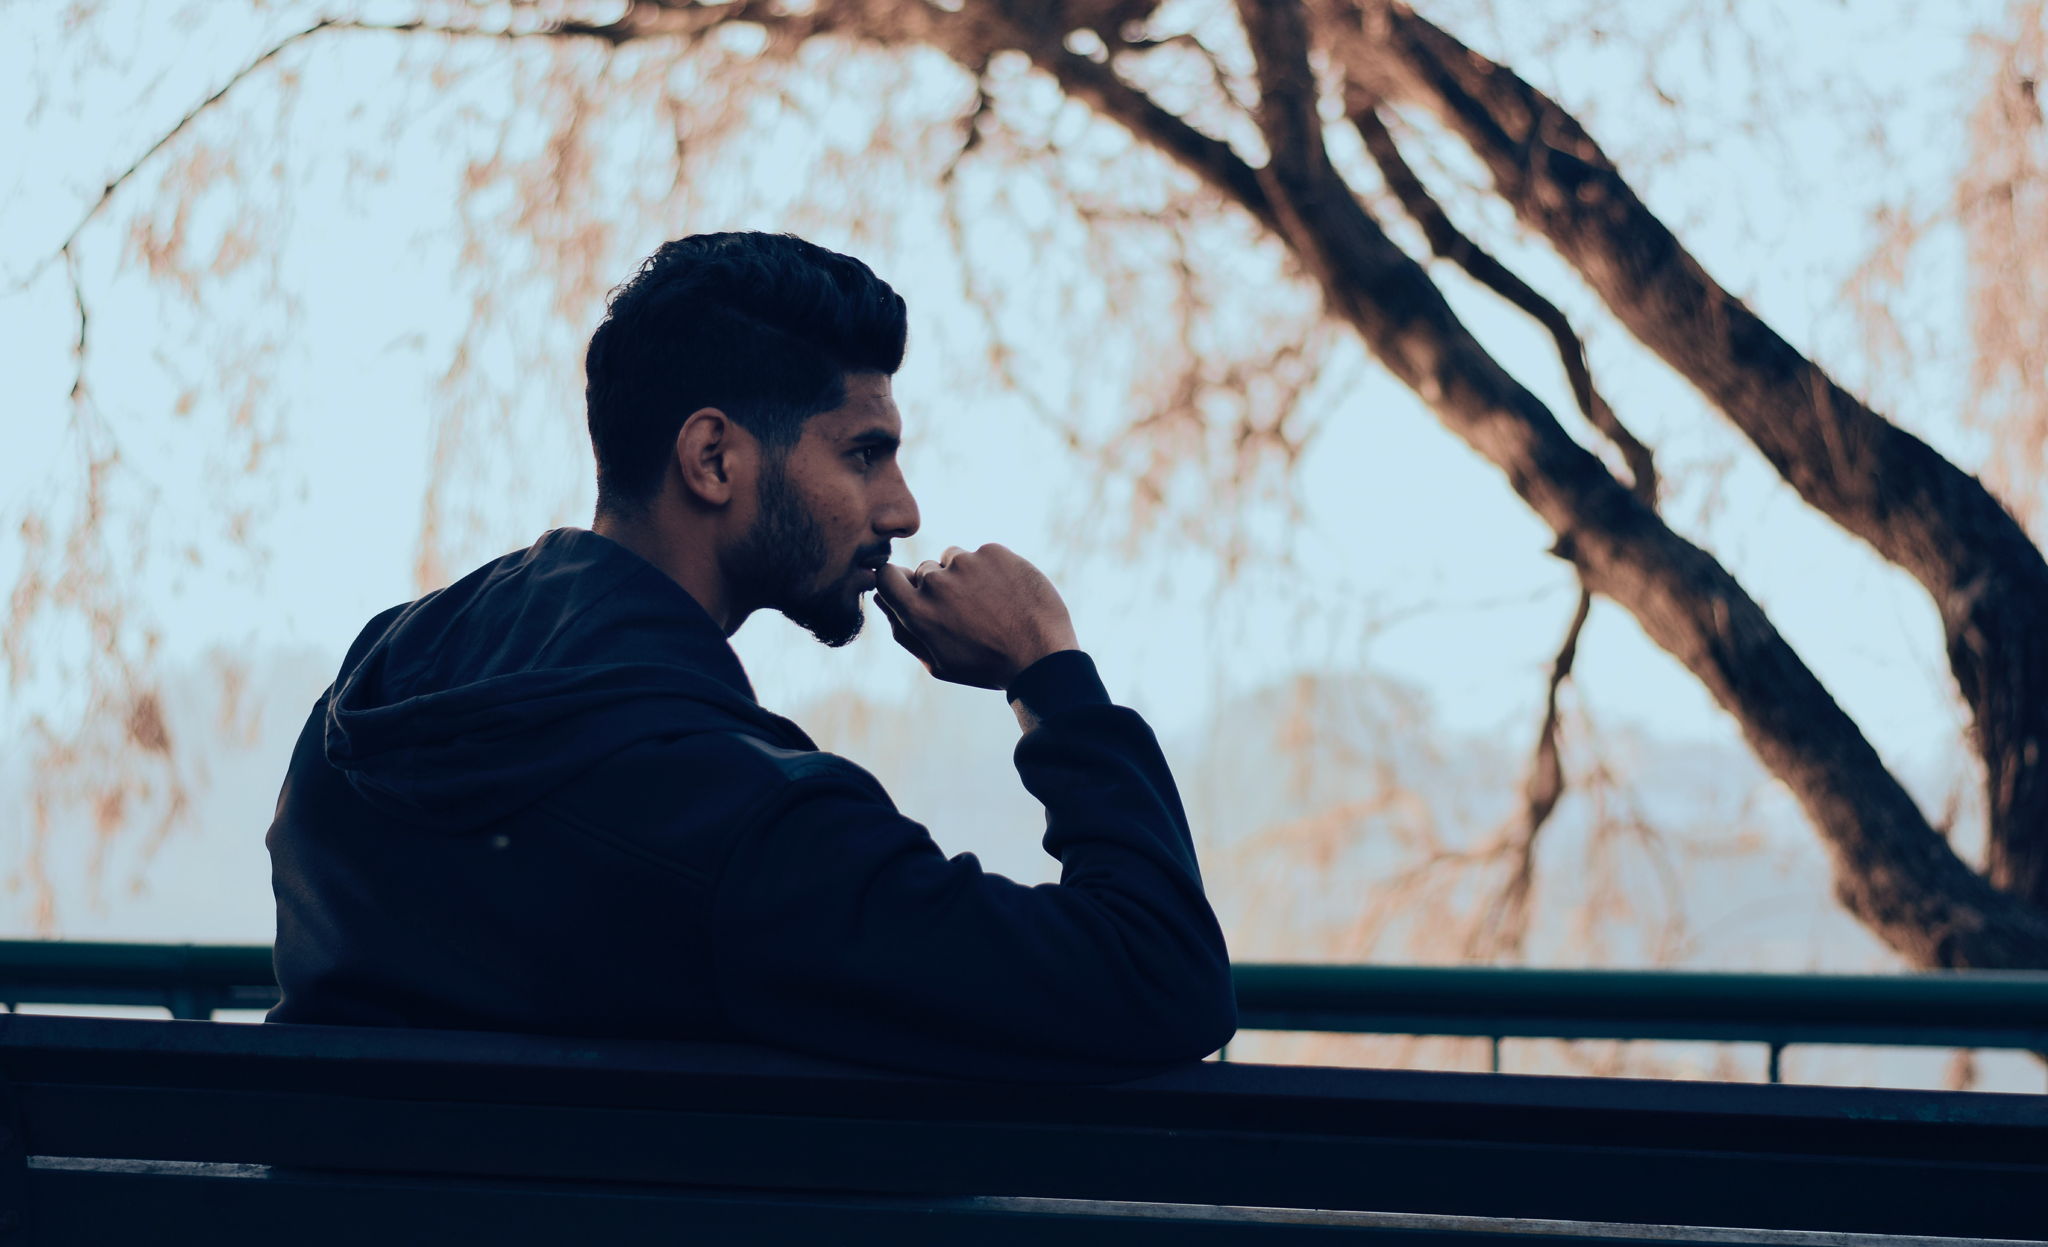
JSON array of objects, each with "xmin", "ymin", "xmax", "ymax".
[{"xmin": 323, "ymin": 527, "xmax": 817, "ymax": 833}]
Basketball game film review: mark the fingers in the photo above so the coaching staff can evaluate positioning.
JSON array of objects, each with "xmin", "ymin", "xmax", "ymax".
[
  {"xmin": 909, "ymin": 546, "xmax": 972, "ymax": 588},
  {"xmin": 897, "ymin": 545, "xmax": 1017, "ymax": 593}
]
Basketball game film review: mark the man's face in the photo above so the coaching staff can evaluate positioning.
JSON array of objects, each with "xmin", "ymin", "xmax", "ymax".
[{"xmin": 722, "ymin": 372, "xmax": 918, "ymax": 646}]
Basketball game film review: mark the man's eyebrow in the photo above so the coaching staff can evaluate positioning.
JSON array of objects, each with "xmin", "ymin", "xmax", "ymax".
[{"xmin": 844, "ymin": 429, "xmax": 901, "ymax": 448}]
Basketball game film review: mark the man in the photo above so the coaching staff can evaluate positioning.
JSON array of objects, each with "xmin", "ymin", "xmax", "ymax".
[{"xmin": 265, "ymin": 231, "xmax": 1236, "ymax": 1081}]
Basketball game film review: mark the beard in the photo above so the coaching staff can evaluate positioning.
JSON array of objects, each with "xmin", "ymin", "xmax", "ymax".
[{"xmin": 722, "ymin": 455, "xmax": 866, "ymax": 648}]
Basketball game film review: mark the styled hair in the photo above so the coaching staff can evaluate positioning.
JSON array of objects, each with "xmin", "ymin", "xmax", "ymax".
[{"xmin": 584, "ymin": 231, "xmax": 908, "ymax": 521}]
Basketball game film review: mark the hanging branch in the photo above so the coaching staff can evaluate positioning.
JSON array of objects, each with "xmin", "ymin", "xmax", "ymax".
[
  {"xmin": 1350, "ymin": 96, "xmax": 1663, "ymax": 953},
  {"xmin": 1350, "ymin": 99, "xmax": 1657, "ymax": 504}
]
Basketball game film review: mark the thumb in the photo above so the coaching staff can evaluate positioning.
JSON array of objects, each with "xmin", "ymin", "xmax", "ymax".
[{"xmin": 875, "ymin": 560, "xmax": 920, "ymax": 607}]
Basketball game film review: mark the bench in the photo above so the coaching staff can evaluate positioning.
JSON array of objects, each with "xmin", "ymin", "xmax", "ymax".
[{"xmin": 3, "ymin": 1011, "xmax": 2044, "ymax": 1243}]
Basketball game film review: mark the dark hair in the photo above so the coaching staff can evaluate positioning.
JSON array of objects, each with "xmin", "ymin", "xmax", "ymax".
[{"xmin": 584, "ymin": 231, "xmax": 908, "ymax": 521}]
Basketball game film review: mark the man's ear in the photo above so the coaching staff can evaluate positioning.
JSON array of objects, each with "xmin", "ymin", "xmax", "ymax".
[{"xmin": 673, "ymin": 407, "xmax": 748, "ymax": 507}]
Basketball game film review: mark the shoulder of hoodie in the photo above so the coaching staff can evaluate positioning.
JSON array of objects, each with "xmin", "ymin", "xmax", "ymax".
[
  {"xmin": 709, "ymin": 731, "xmax": 896, "ymax": 808},
  {"xmin": 536, "ymin": 730, "xmax": 898, "ymax": 873}
]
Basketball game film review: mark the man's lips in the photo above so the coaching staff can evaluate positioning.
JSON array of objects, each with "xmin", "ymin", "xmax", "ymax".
[{"xmin": 851, "ymin": 559, "xmax": 885, "ymax": 591}]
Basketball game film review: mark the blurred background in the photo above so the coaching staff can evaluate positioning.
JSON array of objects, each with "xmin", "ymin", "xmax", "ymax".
[{"xmin": 6, "ymin": 0, "xmax": 2048, "ymax": 1091}]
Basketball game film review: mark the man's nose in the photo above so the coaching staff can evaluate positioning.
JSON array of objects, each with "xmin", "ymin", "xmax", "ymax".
[{"xmin": 879, "ymin": 477, "xmax": 919, "ymax": 540}]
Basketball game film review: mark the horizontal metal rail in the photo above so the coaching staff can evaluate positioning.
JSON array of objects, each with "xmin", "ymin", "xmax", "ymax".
[
  {"xmin": 4, "ymin": 940, "xmax": 2047, "ymax": 1082},
  {"xmin": 1231, "ymin": 961, "xmax": 2048, "ymax": 1082},
  {"xmin": 0, "ymin": 940, "xmax": 279, "ymax": 1019}
]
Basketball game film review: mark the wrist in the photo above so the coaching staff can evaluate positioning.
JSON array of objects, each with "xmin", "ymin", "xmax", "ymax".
[
  {"xmin": 1002, "ymin": 649, "xmax": 1108, "ymax": 731},
  {"xmin": 1012, "ymin": 628, "xmax": 1080, "ymax": 672}
]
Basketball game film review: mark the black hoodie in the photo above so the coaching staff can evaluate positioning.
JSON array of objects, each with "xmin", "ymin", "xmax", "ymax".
[{"xmin": 266, "ymin": 527, "xmax": 1236, "ymax": 1081}]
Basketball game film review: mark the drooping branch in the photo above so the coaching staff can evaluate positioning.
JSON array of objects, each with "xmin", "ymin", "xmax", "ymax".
[
  {"xmin": 1229, "ymin": 0, "xmax": 2048, "ymax": 966},
  {"xmin": 598, "ymin": 0, "xmax": 1277, "ymax": 228},
  {"xmin": 1465, "ymin": 586, "xmax": 1591, "ymax": 959},
  {"xmin": 13, "ymin": 9, "xmax": 698, "ymax": 297},
  {"xmin": 1351, "ymin": 99, "xmax": 1656, "ymax": 505},
  {"xmin": 9, "ymin": 19, "xmax": 339, "ymax": 294},
  {"xmin": 63, "ymin": 245, "xmax": 88, "ymax": 409},
  {"xmin": 897, "ymin": 0, "xmax": 1275, "ymax": 228},
  {"xmin": 1352, "ymin": 96, "xmax": 1661, "ymax": 931},
  {"xmin": 1333, "ymin": 0, "xmax": 2048, "ymax": 910},
  {"xmin": 557, "ymin": 0, "xmax": 854, "ymax": 51},
  {"xmin": 1525, "ymin": 590, "xmax": 1592, "ymax": 854}
]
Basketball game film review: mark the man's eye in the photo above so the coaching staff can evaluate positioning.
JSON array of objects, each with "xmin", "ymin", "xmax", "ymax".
[{"xmin": 854, "ymin": 447, "xmax": 881, "ymax": 467}]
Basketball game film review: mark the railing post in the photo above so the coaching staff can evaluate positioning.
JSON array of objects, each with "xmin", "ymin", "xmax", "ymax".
[
  {"xmin": 1767, "ymin": 1042, "xmax": 1784, "ymax": 1084},
  {"xmin": 1488, "ymin": 1035, "xmax": 1501, "ymax": 1074}
]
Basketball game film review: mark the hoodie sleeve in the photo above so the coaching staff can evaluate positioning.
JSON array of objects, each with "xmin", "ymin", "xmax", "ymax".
[{"xmin": 706, "ymin": 650, "xmax": 1237, "ymax": 1083}]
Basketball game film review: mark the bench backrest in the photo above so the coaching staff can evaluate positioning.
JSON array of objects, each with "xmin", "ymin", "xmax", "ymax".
[{"xmin": 4, "ymin": 1012, "xmax": 2044, "ymax": 1243}]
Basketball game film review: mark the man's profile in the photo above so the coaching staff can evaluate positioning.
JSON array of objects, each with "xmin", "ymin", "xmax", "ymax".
[{"xmin": 264, "ymin": 231, "xmax": 1236, "ymax": 1080}]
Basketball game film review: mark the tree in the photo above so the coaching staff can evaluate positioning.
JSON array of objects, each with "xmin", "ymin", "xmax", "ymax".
[{"xmin": 11, "ymin": 0, "xmax": 2048, "ymax": 966}]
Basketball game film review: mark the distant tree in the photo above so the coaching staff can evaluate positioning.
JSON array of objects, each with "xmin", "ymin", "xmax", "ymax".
[{"xmin": 12, "ymin": 0, "xmax": 2048, "ymax": 966}]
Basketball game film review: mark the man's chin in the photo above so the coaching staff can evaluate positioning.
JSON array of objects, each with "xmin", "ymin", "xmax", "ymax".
[{"xmin": 784, "ymin": 596, "xmax": 866, "ymax": 649}]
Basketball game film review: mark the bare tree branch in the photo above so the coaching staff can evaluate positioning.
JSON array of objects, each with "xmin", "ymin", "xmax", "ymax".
[
  {"xmin": 559, "ymin": 0, "xmax": 852, "ymax": 50},
  {"xmin": 10, "ymin": 10, "xmax": 691, "ymax": 296},
  {"xmin": 939, "ymin": 66, "xmax": 998, "ymax": 184},
  {"xmin": 1351, "ymin": 99, "xmax": 1657, "ymax": 505},
  {"xmin": 870, "ymin": 0, "xmax": 1275, "ymax": 228},
  {"xmin": 1232, "ymin": 0, "xmax": 2048, "ymax": 965},
  {"xmin": 1350, "ymin": 95, "xmax": 1660, "ymax": 943},
  {"xmin": 1333, "ymin": 0, "xmax": 2048, "ymax": 910},
  {"xmin": 11, "ymin": 18, "xmax": 336, "ymax": 293},
  {"xmin": 62, "ymin": 243, "xmax": 88, "ymax": 409}
]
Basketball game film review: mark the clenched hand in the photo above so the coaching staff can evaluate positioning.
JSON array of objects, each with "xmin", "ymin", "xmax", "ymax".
[{"xmin": 873, "ymin": 543, "xmax": 1080, "ymax": 691}]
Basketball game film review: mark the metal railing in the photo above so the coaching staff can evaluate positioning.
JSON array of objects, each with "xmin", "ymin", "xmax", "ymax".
[
  {"xmin": 1231, "ymin": 961, "xmax": 2048, "ymax": 1082},
  {"xmin": 5, "ymin": 939, "xmax": 2047, "ymax": 1084}
]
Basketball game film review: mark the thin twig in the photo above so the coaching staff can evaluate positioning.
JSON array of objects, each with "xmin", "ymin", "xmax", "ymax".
[
  {"xmin": 11, "ymin": 9, "xmax": 737, "ymax": 295},
  {"xmin": 14, "ymin": 19, "xmax": 337, "ymax": 294},
  {"xmin": 940, "ymin": 67, "xmax": 998, "ymax": 184},
  {"xmin": 63, "ymin": 243, "xmax": 88, "ymax": 409}
]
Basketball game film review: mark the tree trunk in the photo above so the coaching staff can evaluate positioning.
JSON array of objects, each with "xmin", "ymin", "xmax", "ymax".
[
  {"xmin": 1227, "ymin": 0, "xmax": 2048, "ymax": 966},
  {"xmin": 1329, "ymin": 0, "xmax": 2048, "ymax": 914}
]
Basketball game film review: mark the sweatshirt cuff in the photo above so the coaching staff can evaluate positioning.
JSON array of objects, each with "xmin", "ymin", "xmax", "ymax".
[{"xmin": 1005, "ymin": 649, "xmax": 1109, "ymax": 729}]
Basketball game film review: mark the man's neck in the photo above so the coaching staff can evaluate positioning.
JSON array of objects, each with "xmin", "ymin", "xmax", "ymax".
[{"xmin": 590, "ymin": 513, "xmax": 742, "ymax": 636}]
